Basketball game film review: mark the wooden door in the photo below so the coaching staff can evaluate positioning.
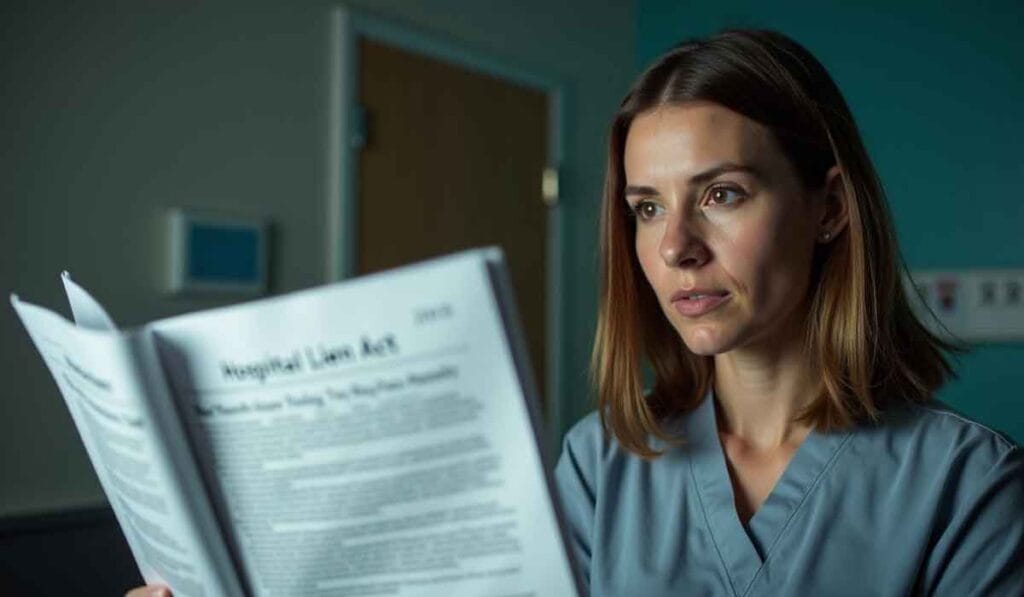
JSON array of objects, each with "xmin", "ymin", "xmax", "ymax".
[{"xmin": 356, "ymin": 39, "xmax": 549, "ymax": 407}]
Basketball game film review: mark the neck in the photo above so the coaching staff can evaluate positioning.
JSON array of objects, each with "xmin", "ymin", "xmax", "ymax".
[{"xmin": 712, "ymin": 324, "xmax": 818, "ymax": 451}]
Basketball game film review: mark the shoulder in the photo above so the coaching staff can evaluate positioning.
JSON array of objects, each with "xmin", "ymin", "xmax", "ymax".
[
  {"xmin": 915, "ymin": 398, "xmax": 1022, "ymax": 484},
  {"xmin": 890, "ymin": 401, "xmax": 1024, "ymax": 593},
  {"xmin": 866, "ymin": 397, "xmax": 1023, "ymax": 497},
  {"xmin": 556, "ymin": 408, "xmax": 688, "ymax": 491},
  {"xmin": 555, "ymin": 410, "xmax": 641, "ymax": 490},
  {"xmin": 561, "ymin": 410, "xmax": 606, "ymax": 454},
  {"xmin": 889, "ymin": 397, "xmax": 1020, "ymax": 460},
  {"xmin": 558, "ymin": 409, "xmax": 673, "ymax": 466},
  {"xmin": 556, "ymin": 411, "xmax": 609, "ymax": 488},
  {"xmin": 564, "ymin": 409, "xmax": 604, "ymax": 439}
]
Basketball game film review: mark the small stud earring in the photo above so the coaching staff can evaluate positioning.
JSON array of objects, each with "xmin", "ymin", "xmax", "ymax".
[{"xmin": 820, "ymin": 231, "xmax": 832, "ymax": 242}]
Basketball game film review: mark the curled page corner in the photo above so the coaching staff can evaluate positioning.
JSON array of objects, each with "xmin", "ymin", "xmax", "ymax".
[
  {"xmin": 481, "ymin": 245, "xmax": 504, "ymax": 262},
  {"xmin": 61, "ymin": 273, "xmax": 117, "ymax": 331}
]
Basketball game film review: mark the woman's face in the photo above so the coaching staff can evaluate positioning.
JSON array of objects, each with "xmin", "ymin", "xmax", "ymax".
[{"xmin": 623, "ymin": 101, "xmax": 828, "ymax": 356}]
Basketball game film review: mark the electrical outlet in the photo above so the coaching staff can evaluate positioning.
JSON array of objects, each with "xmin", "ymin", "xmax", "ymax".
[{"xmin": 904, "ymin": 269, "xmax": 1024, "ymax": 343}]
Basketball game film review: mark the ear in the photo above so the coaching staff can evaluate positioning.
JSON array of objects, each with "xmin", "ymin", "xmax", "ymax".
[{"xmin": 817, "ymin": 165, "xmax": 849, "ymax": 244}]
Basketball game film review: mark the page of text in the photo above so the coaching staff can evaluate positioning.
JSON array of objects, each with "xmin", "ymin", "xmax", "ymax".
[
  {"xmin": 11, "ymin": 298, "xmax": 243, "ymax": 596},
  {"xmin": 150, "ymin": 251, "xmax": 579, "ymax": 596}
]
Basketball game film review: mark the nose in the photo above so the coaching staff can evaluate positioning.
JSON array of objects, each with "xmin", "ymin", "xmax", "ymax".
[{"xmin": 658, "ymin": 209, "xmax": 710, "ymax": 268}]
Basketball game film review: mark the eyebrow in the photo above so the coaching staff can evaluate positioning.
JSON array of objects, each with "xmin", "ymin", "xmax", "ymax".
[{"xmin": 624, "ymin": 162, "xmax": 764, "ymax": 197}]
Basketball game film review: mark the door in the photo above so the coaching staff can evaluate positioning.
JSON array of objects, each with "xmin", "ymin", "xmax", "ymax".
[{"xmin": 356, "ymin": 38, "xmax": 550, "ymax": 410}]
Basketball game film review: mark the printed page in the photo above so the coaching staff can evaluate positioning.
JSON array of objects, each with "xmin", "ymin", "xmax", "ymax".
[
  {"xmin": 149, "ymin": 249, "xmax": 580, "ymax": 597},
  {"xmin": 10, "ymin": 297, "xmax": 244, "ymax": 597}
]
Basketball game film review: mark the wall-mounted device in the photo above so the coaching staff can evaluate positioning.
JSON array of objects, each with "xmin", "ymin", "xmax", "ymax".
[
  {"xmin": 904, "ymin": 269, "xmax": 1024, "ymax": 343},
  {"xmin": 168, "ymin": 209, "xmax": 268, "ymax": 295}
]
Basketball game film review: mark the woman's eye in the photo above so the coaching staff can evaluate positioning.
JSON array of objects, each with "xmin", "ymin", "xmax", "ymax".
[
  {"xmin": 632, "ymin": 200, "xmax": 664, "ymax": 220},
  {"xmin": 706, "ymin": 186, "xmax": 745, "ymax": 207}
]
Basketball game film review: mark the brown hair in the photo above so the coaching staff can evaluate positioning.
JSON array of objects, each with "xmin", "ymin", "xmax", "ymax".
[{"xmin": 593, "ymin": 29, "xmax": 962, "ymax": 459}]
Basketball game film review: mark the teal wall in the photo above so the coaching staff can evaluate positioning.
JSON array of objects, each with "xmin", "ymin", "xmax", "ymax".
[{"xmin": 637, "ymin": 0, "xmax": 1024, "ymax": 443}]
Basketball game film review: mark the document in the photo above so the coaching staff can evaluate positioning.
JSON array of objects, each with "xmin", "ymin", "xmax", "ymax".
[{"xmin": 12, "ymin": 248, "xmax": 580, "ymax": 597}]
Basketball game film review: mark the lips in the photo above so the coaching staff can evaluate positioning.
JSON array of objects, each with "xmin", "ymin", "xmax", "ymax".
[
  {"xmin": 669, "ymin": 288, "xmax": 729, "ymax": 302},
  {"xmin": 670, "ymin": 289, "xmax": 731, "ymax": 317}
]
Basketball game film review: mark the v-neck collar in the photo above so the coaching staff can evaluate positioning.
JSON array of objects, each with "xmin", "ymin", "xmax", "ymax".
[{"xmin": 683, "ymin": 387, "xmax": 853, "ymax": 596}]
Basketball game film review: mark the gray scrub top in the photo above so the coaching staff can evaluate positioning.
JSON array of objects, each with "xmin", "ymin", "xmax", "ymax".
[{"xmin": 554, "ymin": 389, "xmax": 1024, "ymax": 596}]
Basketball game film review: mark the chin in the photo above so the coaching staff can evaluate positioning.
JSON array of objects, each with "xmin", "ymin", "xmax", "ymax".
[{"xmin": 676, "ymin": 324, "xmax": 742, "ymax": 356}]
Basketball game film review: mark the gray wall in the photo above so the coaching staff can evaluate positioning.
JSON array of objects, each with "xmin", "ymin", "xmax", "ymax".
[{"xmin": 0, "ymin": 1, "xmax": 634, "ymax": 517}]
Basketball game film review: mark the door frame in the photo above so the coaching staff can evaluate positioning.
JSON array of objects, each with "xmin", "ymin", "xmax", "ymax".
[{"xmin": 326, "ymin": 6, "xmax": 568, "ymax": 459}]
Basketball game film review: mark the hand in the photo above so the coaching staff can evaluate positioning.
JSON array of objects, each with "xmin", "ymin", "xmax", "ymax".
[{"xmin": 125, "ymin": 585, "xmax": 171, "ymax": 597}]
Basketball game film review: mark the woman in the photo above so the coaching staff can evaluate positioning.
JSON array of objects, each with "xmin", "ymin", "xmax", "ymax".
[{"xmin": 553, "ymin": 29, "xmax": 1023, "ymax": 596}]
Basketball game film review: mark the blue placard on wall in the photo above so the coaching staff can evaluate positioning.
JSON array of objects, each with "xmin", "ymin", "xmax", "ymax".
[{"xmin": 168, "ymin": 210, "xmax": 268, "ymax": 295}]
